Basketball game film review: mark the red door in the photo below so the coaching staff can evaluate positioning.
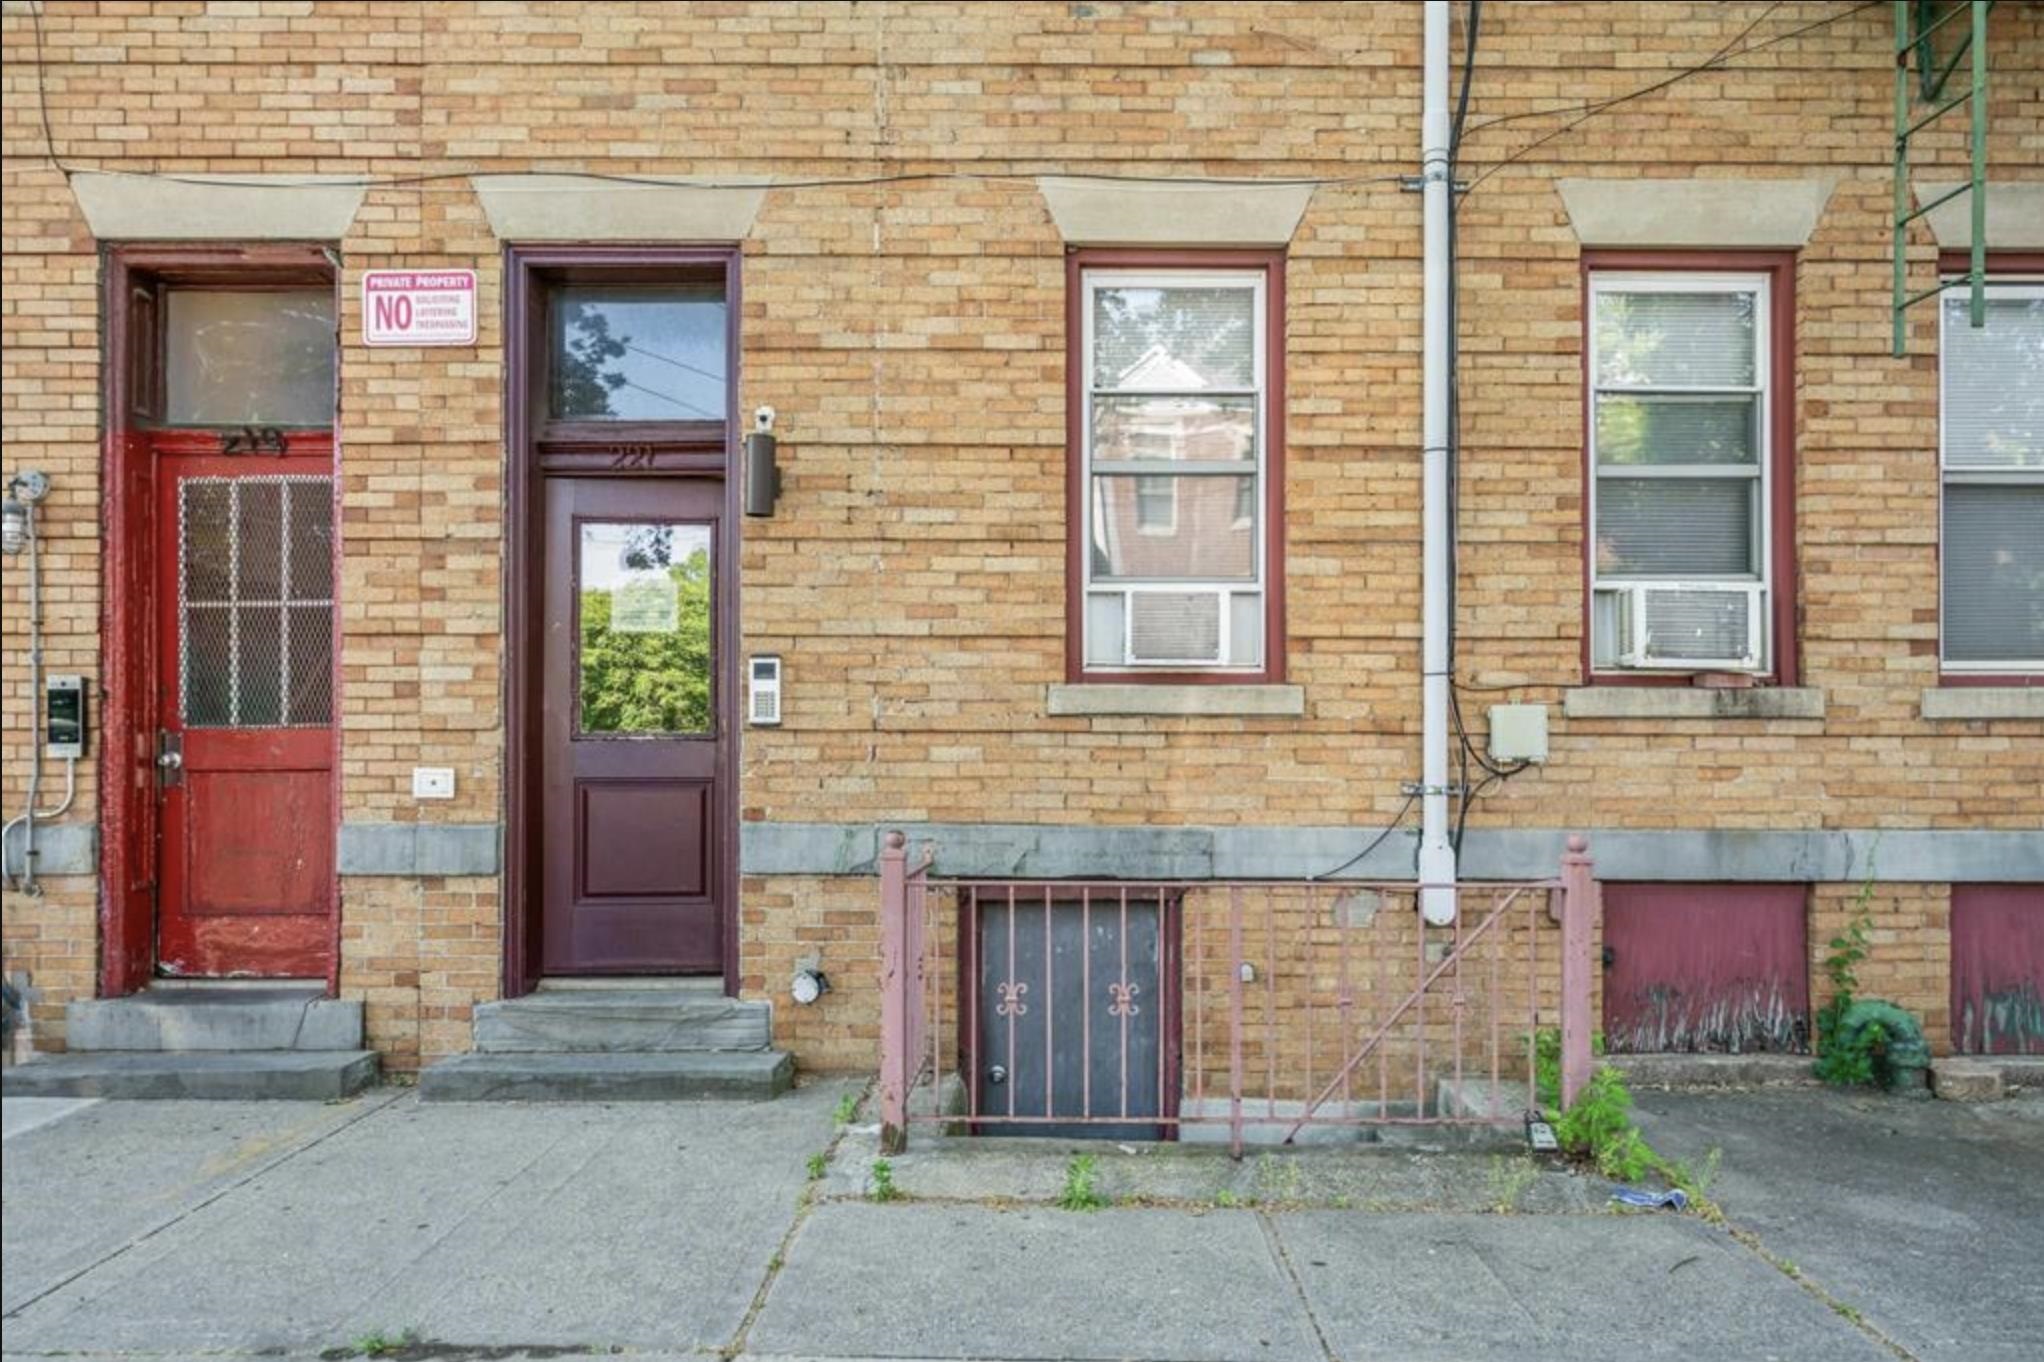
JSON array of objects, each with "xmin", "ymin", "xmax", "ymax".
[
  {"xmin": 1602, "ymin": 883, "xmax": 1810, "ymax": 1054},
  {"xmin": 539, "ymin": 477, "xmax": 725, "ymax": 973},
  {"xmin": 1952, "ymin": 884, "xmax": 2044, "ymax": 1055},
  {"xmin": 154, "ymin": 450, "xmax": 336, "ymax": 977}
]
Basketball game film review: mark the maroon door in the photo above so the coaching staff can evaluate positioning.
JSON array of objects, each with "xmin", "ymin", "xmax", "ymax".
[
  {"xmin": 1602, "ymin": 883, "xmax": 1810, "ymax": 1054},
  {"xmin": 1952, "ymin": 884, "xmax": 2044, "ymax": 1055},
  {"xmin": 540, "ymin": 477, "xmax": 724, "ymax": 973},
  {"xmin": 154, "ymin": 447, "xmax": 336, "ymax": 978}
]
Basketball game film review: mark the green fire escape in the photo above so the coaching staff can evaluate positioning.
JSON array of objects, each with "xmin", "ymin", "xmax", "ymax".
[{"xmin": 1892, "ymin": 1, "xmax": 1995, "ymax": 357}]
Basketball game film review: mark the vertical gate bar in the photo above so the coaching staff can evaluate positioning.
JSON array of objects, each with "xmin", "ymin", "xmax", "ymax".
[
  {"xmin": 1415, "ymin": 897, "xmax": 1427, "ymax": 1119},
  {"xmin": 1228, "ymin": 885, "xmax": 1245, "ymax": 1159},
  {"xmin": 1082, "ymin": 887, "xmax": 1092, "ymax": 1120},
  {"xmin": 968, "ymin": 887, "xmax": 981, "ymax": 1119},
  {"xmin": 927, "ymin": 878, "xmax": 941, "ymax": 1120},
  {"xmin": 1194, "ymin": 881, "xmax": 1207, "ymax": 1110},
  {"xmin": 1118, "ymin": 888, "xmax": 1130, "ymax": 1120},
  {"xmin": 878, "ymin": 831, "xmax": 909, "ymax": 1152},
  {"xmin": 1265, "ymin": 883, "xmax": 1277, "ymax": 1119},
  {"xmin": 1006, "ymin": 885, "xmax": 1017, "ymax": 1120},
  {"xmin": 1377, "ymin": 895, "xmax": 1390, "ymax": 1116},
  {"xmin": 227, "ymin": 482, "xmax": 242, "ymax": 725},
  {"xmin": 1489, "ymin": 888, "xmax": 1502, "ymax": 1115},
  {"xmin": 1451, "ymin": 898, "xmax": 1465, "ymax": 1115},
  {"xmin": 1043, "ymin": 886, "xmax": 1054, "ymax": 1121},
  {"xmin": 1156, "ymin": 885, "xmax": 1167, "ymax": 1123},
  {"xmin": 1304, "ymin": 886, "xmax": 1315, "ymax": 1123},
  {"xmin": 1338, "ymin": 882, "xmax": 1353, "ymax": 1113},
  {"xmin": 277, "ymin": 481, "xmax": 293, "ymax": 712},
  {"xmin": 1526, "ymin": 885, "xmax": 1539, "ymax": 1114}
]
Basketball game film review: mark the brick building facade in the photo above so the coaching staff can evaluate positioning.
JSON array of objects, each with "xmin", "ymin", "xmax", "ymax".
[{"xmin": 1, "ymin": 2, "xmax": 2038, "ymax": 1082}]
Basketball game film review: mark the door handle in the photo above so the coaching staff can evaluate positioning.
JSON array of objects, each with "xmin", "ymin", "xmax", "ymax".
[
  {"xmin": 1601, "ymin": 944, "xmax": 1616, "ymax": 970},
  {"xmin": 156, "ymin": 730, "xmax": 184, "ymax": 788},
  {"xmin": 987, "ymin": 1064, "xmax": 1007, "ymax": 1086}
]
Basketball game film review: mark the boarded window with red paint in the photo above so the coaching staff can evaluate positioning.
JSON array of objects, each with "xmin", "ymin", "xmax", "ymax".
[{"xmin": 1601, "ymin": 883, "xmax": 1810, "ymax": 1054}]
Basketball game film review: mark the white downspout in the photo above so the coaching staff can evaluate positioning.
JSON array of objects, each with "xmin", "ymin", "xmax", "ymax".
[{"xmin": 1418, "ymin": 0, "xmax": 1457, "ymax": 923}]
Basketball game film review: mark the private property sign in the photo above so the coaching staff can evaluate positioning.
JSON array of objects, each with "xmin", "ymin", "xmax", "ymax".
[{"xmin": 361, "ymin": 270, "xmax": 478, "ymax": 346}]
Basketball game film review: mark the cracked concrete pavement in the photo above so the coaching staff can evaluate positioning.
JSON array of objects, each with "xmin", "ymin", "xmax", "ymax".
[{"xmin": 4, "ymin": 1080, "xmax": 2036, "ymax": 1362}]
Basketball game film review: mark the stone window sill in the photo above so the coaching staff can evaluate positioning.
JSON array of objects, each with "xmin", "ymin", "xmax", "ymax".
[
  {"xmin": 1562, "ymin": 687, "xmax": 1825, "ymax": 721},
  {"xmin": 1920, "ymin": 687, "xmax": 2044, "ymax": 721},
  {"xmin": 1047, "ymin": 683, "xmax": 1306, "ymax": 718}
]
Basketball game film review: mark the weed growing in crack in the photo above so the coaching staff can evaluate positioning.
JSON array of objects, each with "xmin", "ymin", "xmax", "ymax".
[{"xmin": 1058, "ymin": 1154, "xmax": 1109, "ymax": 1211}]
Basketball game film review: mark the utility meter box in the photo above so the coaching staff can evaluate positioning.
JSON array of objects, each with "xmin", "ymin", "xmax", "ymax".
[{"xmin": 1487, "ymin": 703, "xmax": 1548, "ymax": 764}]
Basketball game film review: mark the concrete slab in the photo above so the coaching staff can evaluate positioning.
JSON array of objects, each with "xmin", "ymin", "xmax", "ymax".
[
  {"xmin": 0, "ymin": 1050, "xmax": 378, "ymax": 1100},
  {"xmin": 828, "ymin": 1121, "xmax": 1598, "ymax": 1213},
  {"xmin": 1, "ymin": 1095, "xmax": 98, "ymax": 1140},
  {"xmin": 2, "ymin": 1080, "xmax": 857, "ymax": 1356},
  {"xmin": 1279, "ymin": 1212, "xmax": 1889, "ymax": 1362},
  {"xmin": 417, "ymin": 1049, "xmax": 793, "ymax": 1102},
  {"xmin": 1634, "ymin": 1088, "xmax": 2044, "ymax": 1362},
  {"xmin": 1, "ymin": 1095, "xmax": 391, "ymax": 1316},
  {"xmin": 748, "ymin": 1201, "xmax": 1324, "ymax": 1362},
  {"xmin": 1610, "ymin": 1052, "xmax": 1817, "ymax": 1089},
  {"xmin": 355, "ymin": 1081, "xmax": 854, "ymax": 1349}
]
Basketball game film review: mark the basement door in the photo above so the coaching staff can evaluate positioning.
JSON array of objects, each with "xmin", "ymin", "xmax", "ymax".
[
  {"xmin": 155, "ymin": 458, "xmax": 336, "ymax": 977},
  {"xmin": 970, "ymin": 893, "xmax": 1177, "ymax": 1139},
  {"xmin": 538, "ymin": 477, "xmax": 726, "ymax": 973},
  {"xmin": 1952, "ymin": 884, "xmax": 2044, "ymax": 1055},
  {"xmin": 1601, "ymin": 883, "xmax": 1810, "ymax": 1054}
]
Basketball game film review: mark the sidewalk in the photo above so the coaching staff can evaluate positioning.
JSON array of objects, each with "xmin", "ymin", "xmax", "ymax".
[{"xmin": 4, "ymin": 1080, "xmax": 2035, "ymax": 1362}]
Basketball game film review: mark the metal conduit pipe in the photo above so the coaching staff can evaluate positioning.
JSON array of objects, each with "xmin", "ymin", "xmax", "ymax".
[
  {"xmin": 3, "ymin": 469, "xmax": 56, "ymax": 894},
  {"xmin": 1418, "ymin": 1, "xmax": 1458, "ymax": 923}
]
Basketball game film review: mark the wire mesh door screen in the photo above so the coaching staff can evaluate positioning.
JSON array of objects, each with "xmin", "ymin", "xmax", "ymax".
[{"xmin": 178, "ymin": 476, "xmax": 335, "ymax": 728}]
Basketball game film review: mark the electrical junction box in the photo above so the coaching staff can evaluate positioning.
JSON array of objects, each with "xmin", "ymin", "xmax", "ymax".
[
  {"xmin": 412, "ymin": 767, "xmax": 455, "ymax": 800},
  {"xmin": 1488, "ymin": 703, "xmax": 1549, "ymax": 764}
]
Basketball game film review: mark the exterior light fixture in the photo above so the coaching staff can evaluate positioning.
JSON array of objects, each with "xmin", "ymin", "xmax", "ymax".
[
  {"xmin": 744, "ymin": 405, "xmax": 780, "ymax": 517},
  {"xmin": 2, "ymin": 470, "xmax": 51, "ymax": 556},
  {"xmin": 791, "ymin": 952, "xmax": 829, "ymax": 1005}
]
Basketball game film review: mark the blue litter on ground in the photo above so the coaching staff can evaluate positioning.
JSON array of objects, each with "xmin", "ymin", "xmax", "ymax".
[{"xmin": 1611, "ymin": 1185, "xmax": 1689, "ymax": 1210}]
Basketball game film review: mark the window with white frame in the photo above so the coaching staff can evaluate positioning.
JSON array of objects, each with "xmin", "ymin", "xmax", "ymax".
[
  {"xmin": 1941, "ymin": 282, "xmax": 2044, "ymax": 672},
  {"xmin": 1588, "ymin": 273, "xmax": 1773, "ymax": 672},
  {"xmin": 1081, "ymin": 268, "xmax": 1267, "ymax": 671}
]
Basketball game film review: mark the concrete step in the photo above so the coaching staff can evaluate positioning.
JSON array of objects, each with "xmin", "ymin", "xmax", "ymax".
[
  {"xmin": 417, "ymin": 1049, "xmax": 794, "ymax": 1102},
  {"xmin": 1435, "ymin": 1077, "xmax": 1534, "ymax": 1122},
  {"xmin": 0, "ymin": 1050, "xmax": 378, "ymax": 1100},
  {"xmin": 67, "ymin": 985, "xmax": 363, "ymax": 1052},
  {"xmin": 473, "ymin": 990, "xmax": 771, "ymax": 1053}
]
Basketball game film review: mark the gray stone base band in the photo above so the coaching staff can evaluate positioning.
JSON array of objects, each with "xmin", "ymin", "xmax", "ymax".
[
  {"xmin": 19, "ymin": 821, "xmax": 2041, "ymax": 885},
  {"xmin": 740, "ymin": 822, "xmax": 2044, "ymax": 884}
]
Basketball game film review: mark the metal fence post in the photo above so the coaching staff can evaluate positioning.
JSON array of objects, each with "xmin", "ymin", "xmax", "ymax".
[
  {"xmin": 878, "ymin": 829, "xmax": 910, "ymax": 1153},
  {"xmin": 1559, "ymin": 835, "xmax": 1596, "ymax": 1110}
]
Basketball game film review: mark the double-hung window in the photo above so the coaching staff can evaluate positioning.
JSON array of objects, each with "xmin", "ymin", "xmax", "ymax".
[
  {"xmin": 1940, "ymin": 281, "xmax": 2044, "ymax": 673},
  {"xmin": 1076, "ymin": 257, "xmax": 1280, "ymax": 678},
  {"xmin": 1588, "ymin": 270, "xmax": 1777, "ymax": 675}
]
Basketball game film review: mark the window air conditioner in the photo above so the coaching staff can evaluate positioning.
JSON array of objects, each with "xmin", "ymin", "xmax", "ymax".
[
  {"xmin": 1615, "ymin": 582, "xmax": 1765, "ymax": 672},
  {"xmin": 1125, "ymin": 588, "xmax": 1227, "ymax": 666}
]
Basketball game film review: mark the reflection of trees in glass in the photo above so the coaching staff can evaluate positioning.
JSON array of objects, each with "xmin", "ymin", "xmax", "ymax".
[
  {"xmin": 1094, "ymin": 288, "xmax": 1253, "ymax": 389},
  {"xmin": 553, "ymin": 301, "xmax": 630, "ymax": 418},
  {"xmin": 579, "ymin": 545, "xmax": 712, "ymax": 733}
]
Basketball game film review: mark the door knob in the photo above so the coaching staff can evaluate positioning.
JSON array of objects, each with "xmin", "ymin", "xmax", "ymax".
[
  {"xmin": 157, "ymin": 750, "xmax": 182, "ymax": 769},
  {"xmin": 987, "ymin": 1064, "xmax": 1007, "ymax": 1085}
]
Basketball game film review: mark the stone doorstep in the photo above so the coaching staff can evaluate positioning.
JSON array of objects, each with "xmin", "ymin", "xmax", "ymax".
[
  {"xmin": 65, "ymin": 986, "xmax": 364, "ymax": 1053},
  {"xmin": 472, "ymin": 990, "xmax": 771, "ymax": 1053},
  {"xmin": 416, "ymin": 1049, "xmax": 795, "ymax": 1103},
  {"xmin": 0, "ymin": 1050, "xmax": 378, "ymax": 1101}
]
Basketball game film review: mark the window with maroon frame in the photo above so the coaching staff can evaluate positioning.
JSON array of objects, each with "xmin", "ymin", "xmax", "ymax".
[
  {"xmin": 1070, "ymin": 252, "xmax": 1285, "ymax": 682},
  {"xmin": 1583, "ymin": 255, "xmax": 1796, "ymax": 682}
]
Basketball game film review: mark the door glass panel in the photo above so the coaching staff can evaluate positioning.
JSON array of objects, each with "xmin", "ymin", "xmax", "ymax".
[
  {"xmin": 577, "ymin": 521, "xmax": 714, "ymax": 735},
  {"xmin": 179, "ymin": 477, "xmax": 335, "ymax": 728},
  {"xmin": 549, "ymin": 285, "xmax": 728, "ymax": 422},
  {"xmin": 165, "ymin": 290, "xmax": 336, "ymax": 427}
]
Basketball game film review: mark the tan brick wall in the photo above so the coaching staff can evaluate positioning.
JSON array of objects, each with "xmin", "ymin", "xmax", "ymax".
[{"xmin": 3, "ymin": 4, "xmax": 2037, "ymax": 1068}]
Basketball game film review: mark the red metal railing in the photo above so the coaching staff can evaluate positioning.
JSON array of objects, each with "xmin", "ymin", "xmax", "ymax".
[{"xmin": 879, "ymin": 832, "xmax": 1598, "ymax": 1155}]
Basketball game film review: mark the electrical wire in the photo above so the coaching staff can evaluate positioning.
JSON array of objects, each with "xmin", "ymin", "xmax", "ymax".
[
  {"xmin": 1310, "ymin": 791, "xmax": 1419, "ymax": 882},
  {"xmin": 1459, "ymin": 0, "xmax": 1876, "ymax": 197}
]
